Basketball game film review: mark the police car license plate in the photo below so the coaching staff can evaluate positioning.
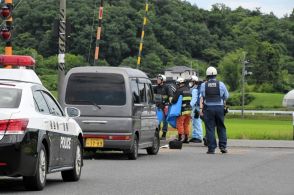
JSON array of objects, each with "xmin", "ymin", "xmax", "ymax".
[{"xmin": 85, "ymin": 138, "xmax": 104, "ymax": 148}]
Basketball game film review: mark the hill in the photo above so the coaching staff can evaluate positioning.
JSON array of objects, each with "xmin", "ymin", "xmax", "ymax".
[{"xmin": 2, "ymin": 0, "xmax": 294, "ymax": 92}]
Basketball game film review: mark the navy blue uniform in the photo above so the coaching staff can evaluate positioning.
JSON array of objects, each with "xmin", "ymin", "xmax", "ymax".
[{"xmin": 200, "ymin": 79, "xmax": 229, "ymax": 152}]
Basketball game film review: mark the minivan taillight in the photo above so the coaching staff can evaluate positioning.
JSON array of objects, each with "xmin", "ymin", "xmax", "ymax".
[{"xmin": 0, "ymin": 119, "xmax": 29, "ymax": 134}]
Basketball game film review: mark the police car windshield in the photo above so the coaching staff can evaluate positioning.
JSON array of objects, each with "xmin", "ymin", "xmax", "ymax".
[
  {"xmin": 65, "ymin": 73, "xmax": 126, "ymax": 106},
  {"xmin": 0, "ymin": 87, "xmax": 22, "ymax": 108}
]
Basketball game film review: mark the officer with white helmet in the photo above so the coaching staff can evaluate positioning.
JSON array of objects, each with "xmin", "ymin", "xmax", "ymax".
[
  {"xmin": 189, "ymin": 75, "xmax": 203, "ymax": 143},
  {"xmin": 154, "ymin": 74, "xmax": 174, "ymax": 140},
  {"xmin": 199, "ymin": 66, "xmax": 229, "ymax": 154}
]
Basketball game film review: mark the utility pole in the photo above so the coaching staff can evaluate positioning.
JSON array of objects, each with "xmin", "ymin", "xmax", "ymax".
[
  {"xmin": 58, "ymin": 0, "xmax": 66, "ymax": 103},
  {"xmin": 94, "ymin": 0, "xmax": 104, "ymax": 65},
  {"xmin": 241, "ymin": 52, "xmax": 246, "ymax": 118},
  {"xmin": 136, "ymin": 0, "xmax": 149, "ymax": 69}
]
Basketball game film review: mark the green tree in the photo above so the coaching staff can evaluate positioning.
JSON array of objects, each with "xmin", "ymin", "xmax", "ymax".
[{"xmin": 218, "ymin": 49, "xmax": 244, "ymax": 91}]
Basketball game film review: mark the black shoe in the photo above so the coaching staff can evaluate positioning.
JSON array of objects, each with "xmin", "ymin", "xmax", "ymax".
[
  {"xmin": 189, "ymin": 138, "xmax": 202, "ymax": 143},
  {"xmin": 203, "ymin": 137, "xmax": 208, "ymax": 146},
  {"xmin": 182, "ymin": 134, "xmax": 189, "ymax": 144},
  {"xmin": 178, "ymin": 134, "xmax": 182, "ymax": 141},
  {"xmin": 206, "ymin": 150, "xmax": 215, "ymax": 154},
  {"xmin": 182, "ymin": 139, "xmax": 189, "ymax": 144},
  {"xmin": 220, "ymin": 148, "xmax": 228, "ymax": 154}
]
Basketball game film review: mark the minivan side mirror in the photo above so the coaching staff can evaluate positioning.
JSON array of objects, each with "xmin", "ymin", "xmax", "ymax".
[{"xmin": 65, "ymin": 107, "xmax": 81, "ymax": 118}]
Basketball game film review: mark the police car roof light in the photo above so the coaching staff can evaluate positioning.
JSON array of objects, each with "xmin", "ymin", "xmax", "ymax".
[{"xmin": 0, "ymin": 55, "xmax": 35, "ymax": 67}]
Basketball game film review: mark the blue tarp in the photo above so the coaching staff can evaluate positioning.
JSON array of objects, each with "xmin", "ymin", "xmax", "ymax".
[
  {"xmin": 166, "ymin": 95, "xmax": 182, "ymax": 128},
  {"xmin": 156, "ymin": 108, "xmax": 164, "ymax": 125}
]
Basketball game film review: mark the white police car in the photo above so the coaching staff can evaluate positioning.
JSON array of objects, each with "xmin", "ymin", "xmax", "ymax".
[{"xmin": 0, "ymin": 55, "xmax": 83, "ymax": 191}]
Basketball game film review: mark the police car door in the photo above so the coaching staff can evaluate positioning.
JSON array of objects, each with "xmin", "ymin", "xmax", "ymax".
[
  {"xmin": 33, "ymin": 90, "xmax": 60, "ymax": 168},
  {"xmin": 41, "ymin": 91, "xmax": 73, "ymax": 167}
]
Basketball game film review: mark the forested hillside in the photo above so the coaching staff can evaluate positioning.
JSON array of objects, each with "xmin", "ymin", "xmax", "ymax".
[{"xmin": 2, "ymin": 0, "xmax": 294, "ymax": 92}]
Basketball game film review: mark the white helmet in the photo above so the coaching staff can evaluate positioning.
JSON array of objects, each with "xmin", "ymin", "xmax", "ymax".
[
  {"xmin": 190, "ymin": 75, "xmax": 199, "ymax": 82},
  {"xmin": 176, "ymin": 77, "xmax": 185, "ymax": 84},
  {"xmin": 206, "ymin": 66, "xmax": 217, "ymax": 76},
  {"xmin": 157, "ymin": 74, "xmax": 166, "ymax": 82}
]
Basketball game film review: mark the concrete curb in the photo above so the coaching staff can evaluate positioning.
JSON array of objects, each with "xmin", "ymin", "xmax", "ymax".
[{"xmin": 160, "ymin": 139, "xmax": 294, "ymax": 149}]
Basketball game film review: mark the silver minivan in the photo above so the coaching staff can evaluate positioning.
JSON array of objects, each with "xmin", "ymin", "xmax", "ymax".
[{"xmin": 60, "ymin": 66, "xmax": 159, "ymax": 160}]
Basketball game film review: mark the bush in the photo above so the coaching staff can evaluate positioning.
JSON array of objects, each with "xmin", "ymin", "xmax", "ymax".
[
  {"xmin": 254, "ymin": 83, "xmax": 274, "ymax": 93},
  {"xmin": 227, "ymin": 93, "xmax": 255, "ymax": 106}
]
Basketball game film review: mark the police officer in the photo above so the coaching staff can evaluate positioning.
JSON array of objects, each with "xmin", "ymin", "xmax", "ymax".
[
  {"xmin": 199, "ymin": 67, "xmax": 229, "ymax": 154},
  {"xmin": 154, "ymin": 74, "xmax": 173, "ymax": 140},
  {"xmin": 189, "ymin": 75, "xmax": 203, "ymax": 143},
  {"xmin": 172, "ymin": 77, "xmax": 192, "ymax": 143}
]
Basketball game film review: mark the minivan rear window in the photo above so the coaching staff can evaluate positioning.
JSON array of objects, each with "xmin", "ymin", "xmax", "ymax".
[
  {"xmin": 65, "ymin": 73, "xmax": 126, "ymax": 106},
  {"xmin": 0, "ymin": 87, "xmax": 22, "ymax": 108}
]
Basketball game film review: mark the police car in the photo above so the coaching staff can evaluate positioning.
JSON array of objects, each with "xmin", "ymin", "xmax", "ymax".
[{"xmin": 0, "ymin": 55, "xmax": 83, "ymax": 191}]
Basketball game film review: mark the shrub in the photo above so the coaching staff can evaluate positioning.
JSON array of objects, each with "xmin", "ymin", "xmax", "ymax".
[{"xmin": 227, "ymin": 93, "xmax": 255, "ymax": 106}]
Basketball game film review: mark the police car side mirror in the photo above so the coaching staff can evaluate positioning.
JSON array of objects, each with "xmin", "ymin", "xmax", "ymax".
[{"xmin": 65, "ymin": 107, "xmax": 81, "ymax": 118}]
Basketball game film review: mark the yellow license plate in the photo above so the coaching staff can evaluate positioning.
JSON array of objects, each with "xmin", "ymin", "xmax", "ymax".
[{"xmin": 85, "ymin": 138, "xmax": 104, "ymax": 148}]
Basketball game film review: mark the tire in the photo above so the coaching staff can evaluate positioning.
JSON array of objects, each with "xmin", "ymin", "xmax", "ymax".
[
  {"xmin": 23, "ymin": 144, "xmax": 47, "ymax": 191},
  {"xmin": 127, "ymin": 135, "xmax": 138, "ymax": 160},
  {"xmin": 62, "ymin": 142, "xmax": 82, "ymax": 182},
  {"xmin": 146, "ymin": 131, "xmax": 160, "ymax": 155}
]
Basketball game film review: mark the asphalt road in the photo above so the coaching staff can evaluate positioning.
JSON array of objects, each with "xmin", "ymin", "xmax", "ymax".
[{"xmin": 1, "ymin": 144, "xmax": 294, "ymax": 195}]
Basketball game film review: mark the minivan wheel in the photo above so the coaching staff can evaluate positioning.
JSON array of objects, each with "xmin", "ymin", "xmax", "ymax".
[
  {"xmin": 62, "ymin": 142, "xmax": 82, "ymax": 181},
  {"xmin": 23, "ymin": 144, "xmax": 47, "ymax": 191},
  {"xmin": 127, "ymin": 135, "xmax": 138, "ymax": 160},
  {"xmin": 146, "ymin": 131, "xmax": 160, "ymax": 155}
]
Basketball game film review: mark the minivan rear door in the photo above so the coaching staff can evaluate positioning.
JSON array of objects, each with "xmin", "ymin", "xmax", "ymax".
[{"xmin": 64, "ymin": 72, "xmax": 131, "ymax": 135}]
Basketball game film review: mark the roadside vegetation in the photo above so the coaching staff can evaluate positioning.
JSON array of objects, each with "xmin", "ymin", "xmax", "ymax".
[
  {"xmin": 3, "ymin": 0, "xmax": 293, "ymax": 94},
  {"xmin": 166, "ymin": 114, "xmax": 293, "ymax": 140}
]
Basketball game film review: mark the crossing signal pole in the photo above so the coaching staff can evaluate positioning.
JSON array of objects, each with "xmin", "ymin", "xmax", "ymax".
[
  {"xmin": 136, "ymin": 0, "xmax": 149, "ymax": 69},
  {"xmin": 58, "ymin": 0, "xmax": 66, "ymax": 102},
  {"xmin": 1, "ymin": 0, "xmax": 13, "ymax": 69},
  {"xmin": 94, "ymin": 0, "xmax": 104, "ymax": 65}
]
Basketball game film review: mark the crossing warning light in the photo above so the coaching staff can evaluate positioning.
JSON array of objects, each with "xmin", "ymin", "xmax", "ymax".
[
  {"xmin": 0, "ymin": 27, "xmax": 11, "ymax": 40},
  {"xmin": 0, "ymin": 55, "xmax": 35, "ymax": 67},
  {"xmin": 0, "ymin": 4, "xmax": 12, "ymax": 19}
]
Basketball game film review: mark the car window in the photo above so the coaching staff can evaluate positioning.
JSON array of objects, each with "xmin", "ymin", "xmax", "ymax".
[
  {"xmin": 130, "ymin": 79, "xmax": 140, "ymax": 104},
  {"xmin": 42, "ymin": 92, "xmax": 64, "ymax": 116},
  {"xmin": 138, "ymin": 83, "xmax": 146, "ymax": 103},
  {"xmin": 33, "ymin": 91, "xmax": 50, "ymax": 114},
  {"xmin": 66, "ymin": 73, "xmax": 126, "ymax": 106},
  {"xmin": 0, "ymin": 87, "xmax": 22, "ymax": 108},
  {"xmin": 146, "ymin": 83, "xmax": 154, "ymax": 104}
]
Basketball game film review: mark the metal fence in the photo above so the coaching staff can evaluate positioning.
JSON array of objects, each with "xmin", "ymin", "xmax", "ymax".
[{"xmin": 229, "ymin": 110, "xmax": 293, "ymax": 116}]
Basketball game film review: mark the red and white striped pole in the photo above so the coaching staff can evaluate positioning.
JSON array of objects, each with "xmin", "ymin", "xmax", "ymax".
[{"xmin": 94, "ymin": 0, "xmax": 104, "ymax": 65}]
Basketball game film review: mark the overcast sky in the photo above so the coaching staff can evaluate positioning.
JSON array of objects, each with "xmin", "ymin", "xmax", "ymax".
[{"xmin": 185, "ymin": 0, "xmax": 294, "ymax": 18}]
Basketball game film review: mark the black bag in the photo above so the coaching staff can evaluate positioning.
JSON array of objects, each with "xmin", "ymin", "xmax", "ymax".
[
  {"xmin": 224, "ymin": 106, "xmax": 229, "ymax": 116},
  {"xmin": 169, "ymin": 139, "xmax": 182, "ymax": 149}
]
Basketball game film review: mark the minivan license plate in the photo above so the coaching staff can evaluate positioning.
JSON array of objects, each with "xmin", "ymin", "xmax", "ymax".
[{"xmin": 85, "ymin": 138, "xmax": 104, "ymax": 148}]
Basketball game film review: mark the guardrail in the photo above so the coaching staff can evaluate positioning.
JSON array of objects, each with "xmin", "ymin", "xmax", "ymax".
[{"xmin": 229, "ymin": 110, "xmax": 293, "ymax": 116}]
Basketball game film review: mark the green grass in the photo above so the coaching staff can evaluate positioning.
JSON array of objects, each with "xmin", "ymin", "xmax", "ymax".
[
  {"xmin": 165, "ymin": 117, "xmax": 293, "ymax": 140},
  {"xmin": 226, "ymin": 118, "xmax": 292, "ymax": 140},
  {"xmin": 230, "ymin": 92, "xmax": 286, "ymax": 110}
]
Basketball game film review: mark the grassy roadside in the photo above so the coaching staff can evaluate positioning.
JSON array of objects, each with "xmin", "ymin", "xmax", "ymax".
[
  {"xmin": 229, "ymin": 92, "xmax": 291, "ymax": 110},
  {"xmin": 165, "ymin": 116, "xmax": 293, "ymax": 140}
]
